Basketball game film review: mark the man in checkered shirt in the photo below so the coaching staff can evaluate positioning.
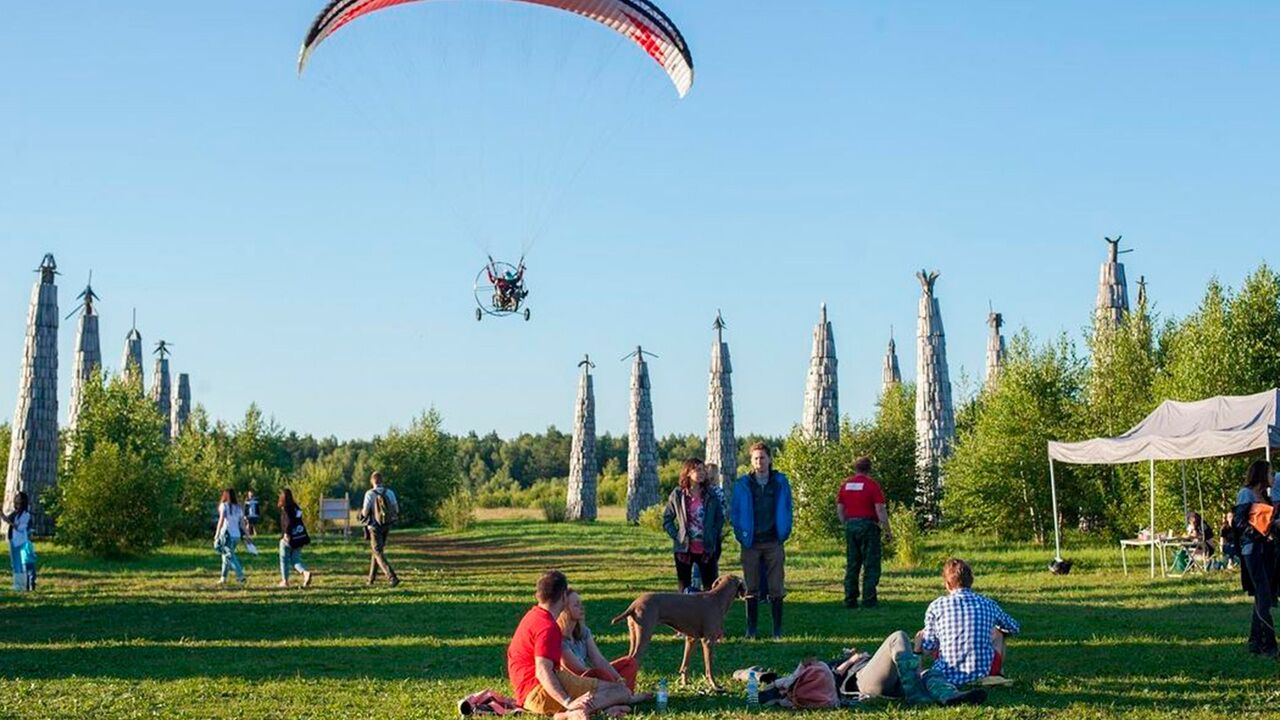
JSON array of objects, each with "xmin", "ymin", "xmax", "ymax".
[{"xmin": 913, "ymin": 558, "xmax": 1020, "ymax": 686}]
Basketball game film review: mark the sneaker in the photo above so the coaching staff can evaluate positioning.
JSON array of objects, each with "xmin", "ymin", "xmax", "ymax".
[
  {"xmin": 861, "ymin": 599, "xmax": 878, "ymax": 609},
  {"xmin": 388, "ymin": 576, "xmax": 401, "ymax": 588},
  {"xmin": 276, "ymin": 580, "xmax": 289, "ymax": 589},
  {"xmin": 302, "ymin": 571, "xmax": 313, "ymax": 588},
  {"xmin": 942, "ymin": 688, "xmax": 987, "ymax": 706}
]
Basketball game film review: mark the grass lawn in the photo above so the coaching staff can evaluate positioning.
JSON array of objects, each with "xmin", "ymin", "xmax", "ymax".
[{"xmin": 0, "ymin": 513, "xmax": 1274, "ymax": 719}]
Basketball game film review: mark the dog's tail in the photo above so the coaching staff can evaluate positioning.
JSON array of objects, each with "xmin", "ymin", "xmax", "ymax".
[{"xmin": 610, "ymin": 603, "xmax": 636, "ymax": 625}]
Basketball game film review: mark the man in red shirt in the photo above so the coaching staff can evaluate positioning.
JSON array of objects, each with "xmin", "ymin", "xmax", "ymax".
[
  {"xmin": 836, "ymin": 456, "xmax": 893, "ymax": 609},
  {"xmin": 508, "ymin": 570, "xmax": 648, "ymax": 717}
]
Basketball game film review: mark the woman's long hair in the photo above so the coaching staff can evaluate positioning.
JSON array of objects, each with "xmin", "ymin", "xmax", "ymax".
[
  {"xmin": 1244, "ymin": 460, "xmax": 1271, "ymax": 493},
  {"xmin": 556, "ymin": 589, "xmax": 585, "ymax": 642},
  {"xmin": 678, "ymin": 458, "xmax": 705, "ymax": 493},
  {"xmin": 12, "ymin": 491, "xmax": 29, "ymax": 515},
  {"xmin": 220, "ymin": 488, "xmax": 239, "ymax": 506},
  {"xmin": 278, "ymin": 488, "xmax": 297, "ymax": 512}
]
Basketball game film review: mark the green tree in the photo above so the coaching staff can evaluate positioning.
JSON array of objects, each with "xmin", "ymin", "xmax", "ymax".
[
  {"xmin": 858, "ymin": 382, "xmax": 917, "ymax": 506},
  {"xmin": 0, "ymin": 423, "xmax": 9, "ymax": 478},
  {"xmin": 1080, "ymin": 287, "xmax": 1158, "ymax": 533},
  {"xmin": 371, "ymin": 410, "xmax": 460, "ymax": 526},
  {"xmin": 54, "ymin": 372, "xmax": 179, "ymax": 557},
  {"xmin": 168, "ymin": 407, "xmax": 234, "ymax": 540},
  {"xmin": 943, "ymin": 333, "xmax": 1086, "ymax": 542},
  {"xmin": 291, "ymin": 454, "xmax": 347, "ymax": 531}
]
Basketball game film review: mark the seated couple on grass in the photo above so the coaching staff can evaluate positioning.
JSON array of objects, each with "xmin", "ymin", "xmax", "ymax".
[
  {"xmin": 508, "ymin": 570, "xmax": 651, "ymax": 718},
  {"xmin": 746, "ymin": 558, "xmax": 1018, "ymax": 709}
]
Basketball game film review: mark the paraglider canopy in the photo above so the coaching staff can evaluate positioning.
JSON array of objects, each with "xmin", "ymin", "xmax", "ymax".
[{"xmin": 299, "ymin": 0, "xmax": 695, "ymax": 98}]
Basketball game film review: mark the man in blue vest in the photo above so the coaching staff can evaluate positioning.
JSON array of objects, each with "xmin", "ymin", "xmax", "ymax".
[{"xmin": 730, "ymin": 442, "xmax": 794, "ymax": 639}]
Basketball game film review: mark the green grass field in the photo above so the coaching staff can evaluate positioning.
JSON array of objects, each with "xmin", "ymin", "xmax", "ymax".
[{"xmin": 0, "ymin": 514, "xmax": 1274, "ymax": 719}]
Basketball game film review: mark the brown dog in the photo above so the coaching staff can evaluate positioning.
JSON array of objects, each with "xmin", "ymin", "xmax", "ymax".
[{"xmin": 611, "ymin": 575, "xmax": 745, "ymax": 691}]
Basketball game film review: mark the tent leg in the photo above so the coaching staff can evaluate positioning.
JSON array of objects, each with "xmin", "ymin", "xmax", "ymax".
[
  {"xmin": 1049, "ymin": 458, "xmax": 1061, "ymax": 561},
  {"xmin": 1181, "ymin": 464, "xmax": 1188, "ymax": 521},
  {"xmin": 1149, "ymin": 459, "xmax": 1157, "ymax": 579}
]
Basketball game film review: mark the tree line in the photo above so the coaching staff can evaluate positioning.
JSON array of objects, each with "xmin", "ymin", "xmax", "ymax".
[
  {"xmin": 20, "ymin": 262, "xmax": 1278, "ymax": 556},
  {"xmin": 782, "ymin": 262, "xmax": 1280, "ymax": 545}
]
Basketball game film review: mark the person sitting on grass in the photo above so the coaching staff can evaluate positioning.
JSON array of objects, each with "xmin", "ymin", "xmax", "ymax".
[
  {"xmin": 557, "ymin": 589, "xmax": 638, "ymax": 691},
  {"xmin": 825, "ymin": 630, "xmax": 986, "ymax": 706},
  {"xmin": 914, "ymin": 558, "xmax": 1020, "ymax": 686},
  {"xmin": 508, "ymin": 570, "xmax": 653, "ymax": 718}
]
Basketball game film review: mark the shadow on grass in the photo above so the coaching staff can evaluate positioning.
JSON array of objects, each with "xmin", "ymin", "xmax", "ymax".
[{"xmin": 0, "ymin": 598, "xmax": 1254, "ymax": 691}]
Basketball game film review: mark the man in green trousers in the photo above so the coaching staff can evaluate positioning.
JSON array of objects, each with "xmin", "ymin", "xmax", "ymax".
[{"xmin": 837, "ymin": 456, "xmax": 892, "ymax": 608}]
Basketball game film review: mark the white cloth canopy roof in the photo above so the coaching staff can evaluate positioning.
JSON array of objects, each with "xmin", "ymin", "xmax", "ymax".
[
  {"xmin": 1049, "ymin": 389, "xmax": 1280, "ymax": 465},
  {"xmin": 1046, "ymin": 389, "xmax": 1280, "ymax": 577}
]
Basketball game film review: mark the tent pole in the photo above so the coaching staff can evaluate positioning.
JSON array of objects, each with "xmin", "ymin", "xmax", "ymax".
[
  {"xmin": 1049, "ymin": 457, "xmax": 1061, "ymax": 561},
  {"xmin": 1181, "ymin": 464, "xmax": 1188, "ymax": 520},
  {"xmin": 1149, "ymin": 458, "xmax": 1157, "ymax": 579},
  {"xmin": 1196, "ymin": 464, "xmax": 1206, "ymax": 522}
]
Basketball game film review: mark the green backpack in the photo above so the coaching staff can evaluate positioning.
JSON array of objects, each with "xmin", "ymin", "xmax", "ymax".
[{"xmin": 373, "ymin": 489, "xmax": 399, "ymax": 526}]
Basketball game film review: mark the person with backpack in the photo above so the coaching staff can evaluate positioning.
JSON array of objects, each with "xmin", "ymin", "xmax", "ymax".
[
  {"xmin": 244, "ymin": 491, "xmax": 261, "ymax": 537},
  {"xmin": 1232, "ymin": 460, "xmax": 1276, "ymax": 656},
  {"xmin": 360, "ymin": 471, "xmax": 400, "ymax": 587},
  {"xmin": 277, "ymin": 488, "xmax": 313, "ymax": 589},
  {"xmin": 3, "ymin": 491, "xmax": 33, "ymax": 592}
]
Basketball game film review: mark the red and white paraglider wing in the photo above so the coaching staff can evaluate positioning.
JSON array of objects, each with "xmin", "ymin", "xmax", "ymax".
[{"xmin": 299, "ymin": 0, "xmax": 695, "ymax": 98}]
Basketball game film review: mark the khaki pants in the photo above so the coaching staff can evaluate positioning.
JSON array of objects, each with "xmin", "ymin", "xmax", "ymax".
[
  {"xmin": 741, "ymin": 540, "xmax": 785, "ymax": 600},
  {"xmin": 522, "ymin": 670, "xmax": 600, "ymax": 715},
  {"xmin": 367, "ymin": 525, "xmax": 396, "ymax": 583}
]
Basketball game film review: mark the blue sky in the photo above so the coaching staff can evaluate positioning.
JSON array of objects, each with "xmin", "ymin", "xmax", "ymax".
[{"xmin": 1, "ymin": 2, "xmax": 1277, "ymax": 440}]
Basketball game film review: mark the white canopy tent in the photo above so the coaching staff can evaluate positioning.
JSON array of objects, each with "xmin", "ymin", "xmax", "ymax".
[{"xmin": 1047, "ymin": 389, "xmax": 1280, "ymax": 576}]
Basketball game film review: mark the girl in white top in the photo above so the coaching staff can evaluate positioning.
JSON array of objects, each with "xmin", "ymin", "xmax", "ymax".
[
  {"xmin": 215, "ymin": 488, "xmax": 251, "ymax": 586},
  {"xmin": 3, "ymin": 491, "xmax": 32, "ymax": 591}
]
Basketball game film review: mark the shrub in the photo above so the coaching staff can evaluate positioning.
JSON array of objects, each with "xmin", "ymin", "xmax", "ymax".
[
  {"xmin": 597, "ymin": 470, "xmax": 628, "ymax": 506},
  {"xmin": 887, "ymin": 503, "xmax": 923, "ymax": 569},
  {"xmin": 541, "ymin": 500, "xmax": 567, "ymax": 523},
  {"xmin": 438, "ymin": 489, "xmax": 476, "ymax": 532},
  {"xmin": 637, "ymin": 504, "xmax": 666, "ymax": 535},
  {"xmin": 523, "ymin": 479, "xmax": 567, "ymax": 509},
  {"xmin": 55, "ymin": 372, "xmax": 179, "ymax": 557},
  {"xmin": 55, "ymin": 440, "xmax": 179, "ymax": 558}
]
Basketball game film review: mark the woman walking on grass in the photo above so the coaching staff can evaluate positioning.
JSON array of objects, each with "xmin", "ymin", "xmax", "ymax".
[
  {"xmin": 663, "ymin": 458, "xmax": 724, "ymax": 593},
  {"xmin": 278, "ymin": 489, "xmax": 313, "ymax": 588},
  {"xmin": 214, "ymin": 488, "xmax": 250, "ymax": 586},
  {"xmin": 1233, "ymin": 460, "xmax": 1276, "ymax": 657},
  {"xmin": 3, "ymin": 491, "xmax": 33, "ymax": 592}
]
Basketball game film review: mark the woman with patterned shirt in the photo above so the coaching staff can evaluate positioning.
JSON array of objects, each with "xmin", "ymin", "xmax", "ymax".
[{"xmin": 662, "ymin": 458, "xmax": 725, "ymax": 593}]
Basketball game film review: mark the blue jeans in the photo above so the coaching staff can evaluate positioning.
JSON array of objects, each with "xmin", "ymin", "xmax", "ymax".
[
  {"xmin": 220, "ymin": 538, "xmax": 245, "ymax": 582},
  {"xmin": 279, "ymin": 540, "xmax": 307, "ymax": 582},
  {"xmin": 9, "ymin": 542, "xmax": 26, "ymax": 592}
]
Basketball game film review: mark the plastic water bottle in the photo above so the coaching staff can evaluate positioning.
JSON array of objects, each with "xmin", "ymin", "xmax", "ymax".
[
  {"xmin": 746, "ymin": 670, "xmax": 759, "ymax": 709},
  {"xmin": 656, "ymin": 678, "xmax": 668, "ymax": 712}
]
